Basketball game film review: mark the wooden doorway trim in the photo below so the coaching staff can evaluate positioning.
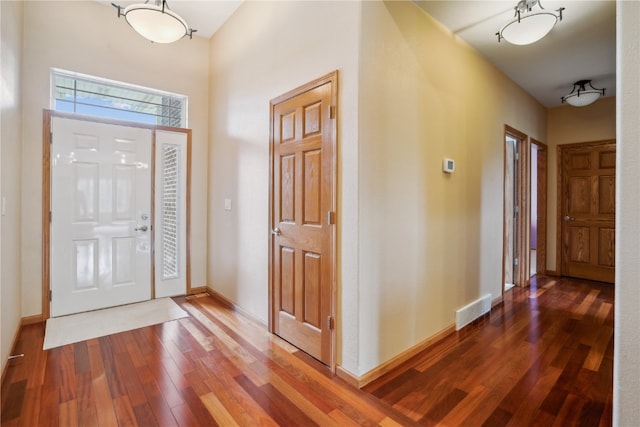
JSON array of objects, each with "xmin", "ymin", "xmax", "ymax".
[
  {"xmin": 531, "ymin": 139, "xmax": 548, "ymax": 276},
  {"xmin": 268, "ymin": 71, "xmax": 338, "ymax": 370},
  {"xmin": 503, "ymin": 125, "xmax": 530, "ymax": 290},
  {"xmin": 42, "ymin": 109, "xmax": 193, "ymax": 320}
]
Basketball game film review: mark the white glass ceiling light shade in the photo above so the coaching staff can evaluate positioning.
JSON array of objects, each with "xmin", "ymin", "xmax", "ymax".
[
  {"xmin": 561, "ymin": 80, "xmax": 606, "ymax": 107},
  {"xmin": 112, "ymin": 0, "xmax": 196, "ymax": 44},
  {"xmin": 497, "ymin": 0, "xmax": 564, "ymax": 45}
]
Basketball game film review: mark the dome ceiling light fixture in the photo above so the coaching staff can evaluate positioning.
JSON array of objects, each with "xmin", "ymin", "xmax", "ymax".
[
  {"xmin": 112, "ymin": 0, "xmax": 197, "ymax": 44},
  {"xmin": 561, "ymin": 80, "xmax": 606, "ymax": 107},
  {"xmin": 496, "ymin": 0, "xmax": 564, "ymax": 45}
]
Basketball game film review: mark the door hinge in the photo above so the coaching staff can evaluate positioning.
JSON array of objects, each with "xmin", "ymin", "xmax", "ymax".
[
  {"xmin": 327, "ymin": 316, "xmax": 333, "ymax": 330},
  {"xmin": 327, "ymin": 211, "xmax": 335, "ymax": 225},
  {"xmin": 514, "ymin": 258, "xmax": 519, "ymax": 267},
  {"xmin": 515, "ymin": 152, "xmax": 520, "ymax": 161},
  {"xmin": 514, "ymin": 205, "xmax": 519, "ymax": 214},
  {"xmin": 329, "ymin": 105, "xmax": 336, "ymax": 119},
  {"xmin": 50, "ymin": 132, "xmax": 53, "ymax": 144},
  {"xmin": 49, "ymin": 290, "xmax": 52, "ymax": 301},
  {"xmin": 49, "ymin": 211, "xmax": 52, "ymax": 223}
]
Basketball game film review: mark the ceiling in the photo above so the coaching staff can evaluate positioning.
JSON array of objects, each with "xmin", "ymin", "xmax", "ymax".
[
  {"xmin": 414, "ymin": 1, "xmax": 616, "ymax": 108},
  {"xmin": 102, "ymin": 0, "xmax": 616, "ymax": 108},
  {"xmin": 99, "ymin": 0, "xmax": 244, "ymax": 39}
]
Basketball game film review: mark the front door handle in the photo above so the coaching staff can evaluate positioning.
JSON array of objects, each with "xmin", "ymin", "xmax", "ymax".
[
  {"xmin": 135, "ymin": 225, "xmax": 148, "ymax": 232},
  {"xmin": 271, "ymin": 227, "xmax": 281, "ymax": 236},
  {"xmin": 563, "ymin": 215, "xmax": 575, "ymax": 222}
]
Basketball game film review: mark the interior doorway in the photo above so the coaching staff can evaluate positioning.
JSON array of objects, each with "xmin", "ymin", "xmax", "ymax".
[
  {"xmin": 503, "ymin": 126, "xmax": 530, "ymax": 291},
  {"xmin": 268, "ymin": 72, "xmax": 338, "ymax": 368},
  {"xmin": 530, "ymin": 140, "xmax": 547, "ymax": 278}
]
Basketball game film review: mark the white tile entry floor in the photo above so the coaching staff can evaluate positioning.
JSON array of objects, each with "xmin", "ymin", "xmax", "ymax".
[{"xmin": 43, "ymin": 298, "xmax": 187, "ymax": 350}]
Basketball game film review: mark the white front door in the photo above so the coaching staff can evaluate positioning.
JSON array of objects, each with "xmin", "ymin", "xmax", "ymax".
[{"xmin": 50, "ymin": 117, "xmax": 152, "ymax": 317}]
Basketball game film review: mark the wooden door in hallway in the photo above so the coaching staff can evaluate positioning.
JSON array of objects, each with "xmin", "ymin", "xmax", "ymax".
[
  {"xmin": 269, "ymin": 72, "xmax": 337, "ymax": 366},
  {"xmin": 561, "ymin": 141, "xmax": 616, "ymax": 283}
]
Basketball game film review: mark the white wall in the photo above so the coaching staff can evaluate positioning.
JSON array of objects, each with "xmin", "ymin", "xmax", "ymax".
[
  {"xmin": 0, "ymin": 0, "xmax": 24, "ymax": 376},
  {"xmin": 207, "ymin": 0, "xmax": 361, "ymax": 373},
  {"xmin": 614, "ymin": 0, "xmax": 640, "ymax": 423},
  {"xmin": 357, "ymin": 1, "xmax": 546, "ymax": 374},
  {"xmin": 21, "ymin": 1, "xmax": 210, "ymax": 317}
]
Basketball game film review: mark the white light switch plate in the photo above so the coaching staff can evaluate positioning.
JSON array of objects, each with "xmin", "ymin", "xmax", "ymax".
[{"xmin": 224, "ymin": 198, "xmax": 232, "ymax": 211}]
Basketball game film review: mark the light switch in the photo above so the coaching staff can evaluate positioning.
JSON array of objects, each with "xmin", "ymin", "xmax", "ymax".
[{"xmin": 224, "ymin": 198, "xmax": 232, "ymax": 211}]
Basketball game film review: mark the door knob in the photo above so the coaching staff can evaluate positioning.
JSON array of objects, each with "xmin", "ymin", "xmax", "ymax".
[
  {"xmin": 272, "ymin": 227, "xmax": 281, "ymax": 236},
  {"xmin": 563, "ymin": 216, "xmax": 575, "ymax": 222},
  {"xmin": 135, "ymin": 225, "xmax": 148, "ymax": 232}
]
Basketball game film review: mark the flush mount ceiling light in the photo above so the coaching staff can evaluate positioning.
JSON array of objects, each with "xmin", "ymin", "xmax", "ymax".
[
  {"xmin": 112, "ymin": 0, "xmax": 197, "ymax": 44},
  {"xmin": 561, "ymin": 80, "xmax": 606, "ymax": 107},
  {"xmin": 497, "ymin": 0, "xmax": 564, "ymax": 45}
]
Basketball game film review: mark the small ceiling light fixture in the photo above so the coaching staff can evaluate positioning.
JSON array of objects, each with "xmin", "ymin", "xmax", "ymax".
[
  {"xmin": 112, "ymin": 0, "xmax": 197, "ymax": 44},
  {"xmin": 561, "ymin": 80, "xmax": 606, "ymax": 107},
  {"xmin": 497, "ymin": 0, "xmax": 564, "ymax": 45}
]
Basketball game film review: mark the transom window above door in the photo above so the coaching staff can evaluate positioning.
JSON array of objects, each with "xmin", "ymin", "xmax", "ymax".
[{"xmin": 50, "ymin": 68, "xmax": 187, "ymax": 128}]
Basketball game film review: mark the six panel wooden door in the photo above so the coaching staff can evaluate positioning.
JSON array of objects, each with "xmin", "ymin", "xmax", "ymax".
[
  {"xmin": 50, "ymin": 117, "xmax": 152, "ymax": 316},
  {"xmin": 270, "ymin": 74, "xmax": 336, "ymax": 366},
  {"xmin": 561, "ymin": 142, "xmax": 615, "ymax": 283}
]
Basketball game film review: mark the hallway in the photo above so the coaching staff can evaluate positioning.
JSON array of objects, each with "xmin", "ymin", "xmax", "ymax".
[
  {"xmin": 1, "ymin": 275, "xmax": 613, "ymax": 426},
  {"xmin": 365, "ymin": 276, "xmax": 613, "ymax": 426}
]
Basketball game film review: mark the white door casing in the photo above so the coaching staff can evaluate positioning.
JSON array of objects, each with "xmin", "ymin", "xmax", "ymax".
[{"xmin": 50, "ymin": 117, "xmax": 152, "ymax": 317}]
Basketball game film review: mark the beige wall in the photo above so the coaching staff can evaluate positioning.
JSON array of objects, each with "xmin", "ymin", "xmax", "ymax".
[
  {"xmin": 615, "ymin": 1, "xmax": 640, "ymax": 423},
  {"xmin": 545, "ymin": 96, "xmax": 616, "ymax": 272},
  {"xmin": 357, "ymin": 1, "xmax": 546, "ymax": 373},
  {"xmin": 208, "ymin": 0, "xmax": 548, "ymax": 376},
  {"xmin": 1, "ymin": 0, "xmax": 24, "ymax": 375},
  {"xmin": 207, "ymin": 0, "xmax": 361, "ymax": 373},
  {"xmin": 20, "ymin": 1, "xmax": 210, "ymax": 317},
  {"xmin": 4, "ymin": 6, "xmax": 637, "ymax": 420}
]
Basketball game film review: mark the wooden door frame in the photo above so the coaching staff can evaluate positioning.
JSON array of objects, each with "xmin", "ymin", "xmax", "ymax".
[
  {"xmin": 42, "ymin": 109, "xmax": 193, "ymax": 320},
  {"xmin": 531, "ymin": 139, "xmax": 548, "ymax": 276},
  {"xmin": 502, "ymin": 125, "xmax": 530, "ymax": 290},
  {"xmin": 268, "ymin": 71, "xmax": 338, "ymax": 371},
  {"xmin": 556, "ymin": 139, "xmax": 616, "ymax": 277}
]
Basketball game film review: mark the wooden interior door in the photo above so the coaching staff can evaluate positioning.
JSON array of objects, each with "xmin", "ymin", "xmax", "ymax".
[
  {"xmin": 269, "ymin": 72, "xmax": 337, "ymax": 366},
  {"xmin": 561, "ymin": 142, "xmax": 615, "ymax": 283}
]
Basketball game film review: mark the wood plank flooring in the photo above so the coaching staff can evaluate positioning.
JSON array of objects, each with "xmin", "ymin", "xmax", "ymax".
[
  {"xmin": 1, "ymin": 275, "xmax": 613, "ymax": 426},
  {"xmin": 1, "ymin": 294, "xmax": 418, "ymax": 427},
  {"xmin": 364, "ymin": 275, "xmax": 613, "ymax": 427}
]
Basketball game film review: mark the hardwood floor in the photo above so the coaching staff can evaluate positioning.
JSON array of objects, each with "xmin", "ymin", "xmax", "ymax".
[
  {"xmin": 364, "ymin": 275, "xmax": 613, "ymax": 427},
  {"xmin": 1, "ymin": 275, "xmax": 613, "ymax": 426}
]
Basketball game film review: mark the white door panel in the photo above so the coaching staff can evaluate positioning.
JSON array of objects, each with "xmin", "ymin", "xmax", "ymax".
[{"xmin": 51, "ymin": 117, "xmax": 152, "ymax": 317}]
